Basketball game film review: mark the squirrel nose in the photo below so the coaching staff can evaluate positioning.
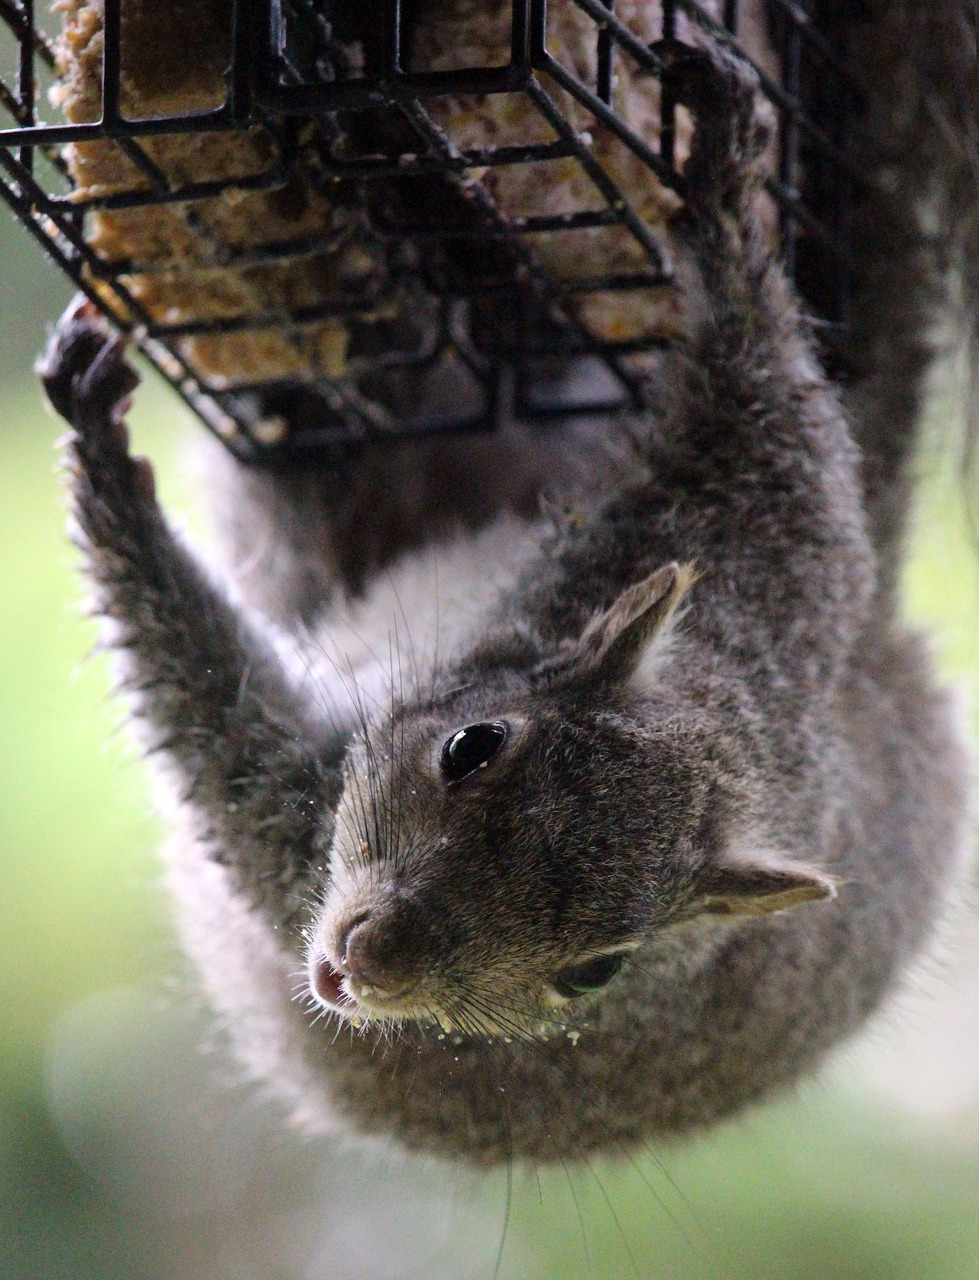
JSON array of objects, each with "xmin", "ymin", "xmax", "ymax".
[{"xmin": 335, "ymin": 902, "xmax": 428, "ymax": 997}]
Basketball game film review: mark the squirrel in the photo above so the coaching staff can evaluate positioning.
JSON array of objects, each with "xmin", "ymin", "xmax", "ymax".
[{"xmin": 37, "ymin": 23, "xmax": 974, "ymax": 1166}]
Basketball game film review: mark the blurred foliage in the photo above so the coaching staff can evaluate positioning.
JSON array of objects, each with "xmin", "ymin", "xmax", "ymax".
[{"xmin": 1, "ymin": 201, "xmax": 979, "ymax": 1280}]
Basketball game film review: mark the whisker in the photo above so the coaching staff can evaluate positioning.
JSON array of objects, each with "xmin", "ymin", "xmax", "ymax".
[
  {"xmin": 582, "ymin": 1161, "xmax": 645, "ymax": 1280},
  {"xmin": 558, "ymin": 1156, "xmax": 591, "ymax": 1272},
  {"xmin": 493, "ymin": 1097, "xmax": 514, "ymax": 1280}
]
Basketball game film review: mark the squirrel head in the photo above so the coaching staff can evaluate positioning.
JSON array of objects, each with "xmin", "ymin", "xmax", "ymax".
[{"xmin": 306, "ymin": 563, "xmax": 835, "ymax": 1036}]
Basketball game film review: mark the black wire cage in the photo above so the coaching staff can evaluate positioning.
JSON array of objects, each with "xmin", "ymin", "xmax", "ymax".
[{"xmin": 0, "ymin": 0, "xmax": 859, "ymax": 460}]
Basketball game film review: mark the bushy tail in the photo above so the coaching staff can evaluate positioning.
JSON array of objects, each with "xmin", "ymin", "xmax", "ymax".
[{"xmin": 830, "ymin": 1, "xmax": 979, "ymax": 593}]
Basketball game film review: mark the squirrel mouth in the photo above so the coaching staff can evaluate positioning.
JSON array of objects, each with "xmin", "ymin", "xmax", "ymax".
[
  {"xmin": 310, "ymin": 957, "xmax": 354, "ymax": 1010},
  {"xmin": 308, "ymin": 955, "xmax": 420, "ymax": 1022}
]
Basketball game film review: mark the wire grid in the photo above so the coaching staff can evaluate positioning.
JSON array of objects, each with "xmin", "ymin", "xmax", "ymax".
[{"xmin": 0, "ymin": 0, "xmax": 859, "ymax": 460}]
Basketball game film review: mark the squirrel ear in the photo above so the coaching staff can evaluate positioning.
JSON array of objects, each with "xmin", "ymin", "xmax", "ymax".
[
  {"xmin": 694, "ymin": 848, "xmax": 837, "ymax": 917},
  {"xmin": 570, "ymin": 562, "xmax": 696, "ymax": 685}
]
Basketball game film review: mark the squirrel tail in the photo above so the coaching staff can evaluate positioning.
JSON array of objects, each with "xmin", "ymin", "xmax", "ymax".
[{"xmin": 833, "ymin": 1, "xmax": 979, "ymax": 595}]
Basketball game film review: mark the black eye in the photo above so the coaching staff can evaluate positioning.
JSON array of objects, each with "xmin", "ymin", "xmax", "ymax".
[
  {"xmin": 551, "ymin": 953, "xmax": 625, "ymax": 998},
  {"xmin": 439, "ymin": 721, "xmax": 508, "ymax": 784}
]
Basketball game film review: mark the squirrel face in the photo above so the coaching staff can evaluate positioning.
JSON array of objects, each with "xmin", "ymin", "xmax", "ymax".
[
  {"xmin": 304, "ymin": 564, "xmax": 694, "ymax": 1034},
  {"xmin": 305, "ymin": 561, "xmax": 834, "ymax": 1036},
  {"xmin": 307, "ymin": 693, "xmax": 684, "ymax": 1035}
]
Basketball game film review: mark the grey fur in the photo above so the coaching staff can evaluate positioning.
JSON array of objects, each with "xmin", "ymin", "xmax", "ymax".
[
  {"xmin": 38, "ymin": 27, "xmax": 973, "ymax": 1166},
  {"xmin": 840, "ymin": 1, "xmax": 979, "ymax": 591}
]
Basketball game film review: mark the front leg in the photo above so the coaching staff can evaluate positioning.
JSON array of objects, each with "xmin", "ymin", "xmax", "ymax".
[
  {"xmin": 645, "ymin": 40, "xmax": 875, "ymax": 701},
  {"xmin": 653, "ymin": 35, "xmax": 776, "ymax": 322},
  {"xmin": 38, "ymin": 299, "xmax": 342, "ymax": 927},
  {"xmin": 656, "ymin": 37, "xmax": 772, "ymax": 231}
]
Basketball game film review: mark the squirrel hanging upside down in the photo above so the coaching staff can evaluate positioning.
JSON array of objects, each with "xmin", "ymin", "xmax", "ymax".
[{"xmin": 38, "ymin": 19, "xmax": 975, "ymax": 1164}]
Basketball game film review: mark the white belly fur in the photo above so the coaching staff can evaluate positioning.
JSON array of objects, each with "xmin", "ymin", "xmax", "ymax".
[{"xmin": 300, "ymin": 514, "xmax": 547, "ymax": 735}]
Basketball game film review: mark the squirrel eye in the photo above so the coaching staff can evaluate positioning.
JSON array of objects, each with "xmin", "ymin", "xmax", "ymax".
[
  {"xmin": 551, "ymin": 953, "xmax": 625, "ymax": 998},
  {"xmin": 440, "ymin": 721, "xmax": 508, "ymax": 784}
]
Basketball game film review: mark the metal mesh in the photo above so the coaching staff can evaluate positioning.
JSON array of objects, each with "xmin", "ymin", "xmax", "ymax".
[{"xmin": 0, "ymin": 0, "xmax": 858, "ymax": 460}]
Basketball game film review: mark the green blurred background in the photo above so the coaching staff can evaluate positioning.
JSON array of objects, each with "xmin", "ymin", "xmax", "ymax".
[{"xmin": 2, "ymin": 188, "xmax": 979, "ymax": 1279}]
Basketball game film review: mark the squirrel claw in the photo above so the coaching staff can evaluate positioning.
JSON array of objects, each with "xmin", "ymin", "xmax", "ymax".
[
  {"xmin": 37, "ymin": 294, "xmax": 140, "ymax": 434},
  {"xmin": 38, "ymin": 294, "xmax": 155, "ymax": 509},
  {"xmin": 652, "ymin": 37, "xmax": 772, "ymax": 213}
]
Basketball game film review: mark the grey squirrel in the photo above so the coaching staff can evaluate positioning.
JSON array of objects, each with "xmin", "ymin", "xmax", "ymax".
[{"xmin": 37, "ymin": 20, "xmax": 974, "ymax": 1165}]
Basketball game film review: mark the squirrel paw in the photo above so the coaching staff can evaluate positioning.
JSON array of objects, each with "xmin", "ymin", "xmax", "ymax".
[
  {"xmin": 653, "ymin": 37, "xmax": 772, "ymax": 217},
  {"xmin": 37, "ymin": 296, "xmax": 156, "ymax": 506}
]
